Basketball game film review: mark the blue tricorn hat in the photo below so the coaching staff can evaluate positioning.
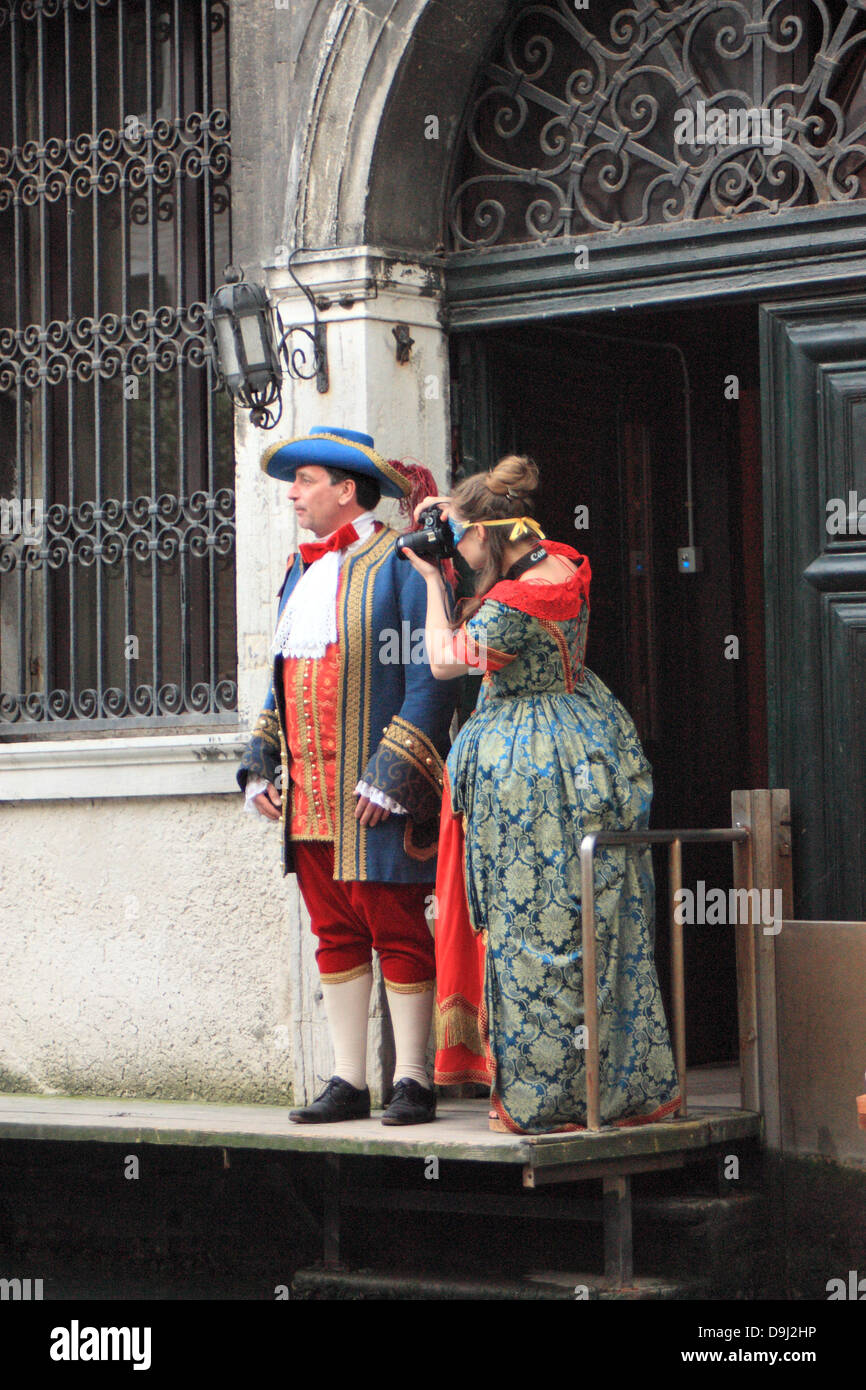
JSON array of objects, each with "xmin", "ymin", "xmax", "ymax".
[{"xmin": 260, "ymin": 426, "xmax": 411, "ymax": 500}]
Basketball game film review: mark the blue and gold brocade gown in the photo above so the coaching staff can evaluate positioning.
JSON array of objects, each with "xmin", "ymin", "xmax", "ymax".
[{"xmin": 433, "ymin": 543, "xmax": 681, "ymax": 1134}]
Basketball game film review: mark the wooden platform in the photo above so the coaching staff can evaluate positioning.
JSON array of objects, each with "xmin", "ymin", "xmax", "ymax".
[
  {"xmin": 0, "ymin": 1075, "xmax": 760, "ymax": 1289},
  {"xmin": 0, "ymin": 1084, "xmax": 759, "ymax": 1183}
]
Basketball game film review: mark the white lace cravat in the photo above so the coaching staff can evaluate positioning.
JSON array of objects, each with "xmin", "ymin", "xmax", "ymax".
[{"xmin": 271, "ymin": 511, "xmax": 377, "ymax": 659}]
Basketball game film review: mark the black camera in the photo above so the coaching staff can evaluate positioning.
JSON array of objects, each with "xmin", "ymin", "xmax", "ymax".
[{"xmin": 395, "ymin": 505, "xmax": 456, "ymax": 563}]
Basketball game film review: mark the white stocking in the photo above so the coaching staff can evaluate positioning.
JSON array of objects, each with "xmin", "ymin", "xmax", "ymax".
[
  {"xmin": 387, "ymin": 983, "xmax": 434, "ymax": 1090},
  {"xmin": 320, "ymin": 969, "xmax": 373, "ymax": 1090}
]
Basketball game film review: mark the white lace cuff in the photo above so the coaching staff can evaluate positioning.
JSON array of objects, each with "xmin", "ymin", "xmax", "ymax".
[
  {"xmin": 354, "ymin": 780, "xmax": 408, "ymax": 816},
  {"xmin": 244, "ymin": 777, "xmax": 269, "ymax": 814}
]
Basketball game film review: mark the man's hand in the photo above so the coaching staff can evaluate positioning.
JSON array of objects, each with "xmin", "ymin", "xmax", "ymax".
[
  {"xmin": 252, "ymin": 783, "xmax": 282, "ymax": 821},
  {"xmin": 354, "ymin": 794, "xmax": 392, "ymax": 827}
]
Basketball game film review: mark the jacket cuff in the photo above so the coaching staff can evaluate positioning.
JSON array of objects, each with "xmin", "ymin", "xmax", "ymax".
[
  {"xmin": 361, "ymin": 715, "xmax": 445, "ymax": 823},
  {"xmin": 236, "ymin": 710, "xmax": 282, "ymax": 792}
]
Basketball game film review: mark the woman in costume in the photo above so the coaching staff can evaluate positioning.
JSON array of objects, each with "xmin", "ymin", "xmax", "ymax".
[{"xmin": 401, "ymin": 455, "xmax": 680, "ymax": 1134}]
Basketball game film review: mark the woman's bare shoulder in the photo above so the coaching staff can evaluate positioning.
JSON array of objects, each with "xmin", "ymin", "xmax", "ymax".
[{"xmin": 520, "ymin": 554, "xmax": 578, "ymax": 585}]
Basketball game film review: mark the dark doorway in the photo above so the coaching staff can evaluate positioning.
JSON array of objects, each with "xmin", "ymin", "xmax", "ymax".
[{"xmin": 450, "ymin": 302, "xmax": 767, "ymax": 1065}]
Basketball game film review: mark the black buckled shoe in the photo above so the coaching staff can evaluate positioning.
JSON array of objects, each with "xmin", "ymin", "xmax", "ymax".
[
  {"xmin": 289, "ymin": 1076, "xmax": 371, "ymax": 1124},
  {"xmin": 381, "ymin": 1078, "xmax": 437, "ymax": 1126}
]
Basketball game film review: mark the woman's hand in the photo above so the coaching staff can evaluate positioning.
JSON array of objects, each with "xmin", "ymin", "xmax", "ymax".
[
  {"xmin": 413, "ymin": 494, "xmax": 452, "ymax": 525},
  {"xmin": 401, "ymin": 546, "xmax": 444, "ymax": 581}
]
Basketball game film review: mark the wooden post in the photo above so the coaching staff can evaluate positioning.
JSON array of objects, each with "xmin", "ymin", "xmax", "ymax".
[
  {"xmin": 581, "ymin": 834, "xmax": 601, "ymax": 1132},
  {"xmin": 731, "ymin": 789, "xmax": 790, "ymax": 1149},
  {"xmin": 731, "ymin": 790, "xmax": 759, "ymax": 1115},
  {"xmin": 603, "ymin": 1175, "xmax": 633, "ymax": 1287}
]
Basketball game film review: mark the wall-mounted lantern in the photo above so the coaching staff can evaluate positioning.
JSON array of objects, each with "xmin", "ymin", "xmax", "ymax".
[{"xmin": 206, "ymin": 251, "xmax": 328, "ymax": 430}]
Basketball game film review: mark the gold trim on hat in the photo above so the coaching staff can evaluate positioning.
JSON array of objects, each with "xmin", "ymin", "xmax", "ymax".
[{"xmin": 260, "ymin": 431, "xmax": 411, "ymax": 497}]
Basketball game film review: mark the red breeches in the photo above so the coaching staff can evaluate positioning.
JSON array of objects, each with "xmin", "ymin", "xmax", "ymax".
[{"xmin": 293, "ymin": 840, "xmax": 435, "ymax": 986}]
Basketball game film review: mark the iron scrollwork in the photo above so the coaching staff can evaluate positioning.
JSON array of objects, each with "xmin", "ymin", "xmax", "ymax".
[
  {"xmin": 0, "ymin": 305, "xmax": 212, "ymax": 390},
  {"xmin": 448, "ymin": 0, "xmax": 866, "ymax": 249},
  {"xmin": 0, "ymin": 491, "xmax": 237, "ymax": 725},
  {"xmin": 0, "ymin": 111, "xmax": 230, "ymax": 212},
  {"xmin": 0, "ymin": 0, "xmax": 236, "ymax": 735},
  {"xmin": 265, "ymin": 249, "xmax": 330, "ymax": 426}
]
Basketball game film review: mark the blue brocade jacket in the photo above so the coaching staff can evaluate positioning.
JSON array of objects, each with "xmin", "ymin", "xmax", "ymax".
[{"xmin": 236, "ymin": 524, "xmax": 456, "ymax": 883}]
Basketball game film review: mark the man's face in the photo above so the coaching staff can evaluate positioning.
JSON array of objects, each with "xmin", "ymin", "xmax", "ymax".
[{"xmin": 287, "ymin": 465, "xmax": 356, "ymax": 537}]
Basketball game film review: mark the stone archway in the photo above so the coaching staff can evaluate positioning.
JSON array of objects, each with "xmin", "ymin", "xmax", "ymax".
[{"xmin": 295, "ymin": 0, "xmax": 513, "ymax": 251}]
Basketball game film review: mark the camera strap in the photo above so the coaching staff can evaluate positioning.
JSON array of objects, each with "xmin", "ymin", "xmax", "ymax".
[{"xmin": 504, "ymin": 544, "xmax": 548, "ymax": 582}]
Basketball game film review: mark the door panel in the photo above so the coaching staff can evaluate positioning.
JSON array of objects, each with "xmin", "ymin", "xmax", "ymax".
[
  {"xmin": 450, "ymin": 315, "xmax": 762, "ymax": 1063},
  {"xmin": 761, "ymin": 299, "xmax": 866, "ymax": 920}
]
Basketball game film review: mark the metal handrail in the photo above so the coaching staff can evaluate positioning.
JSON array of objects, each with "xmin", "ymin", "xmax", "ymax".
[{"xmin": 579, "ymin": 826, "xmax": 751, "ymax": 1131}]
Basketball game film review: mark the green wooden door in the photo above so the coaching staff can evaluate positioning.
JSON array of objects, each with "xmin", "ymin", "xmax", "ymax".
[{"xmin": 761, "ymin": 297, "xmax": 866, "ymax": 921}]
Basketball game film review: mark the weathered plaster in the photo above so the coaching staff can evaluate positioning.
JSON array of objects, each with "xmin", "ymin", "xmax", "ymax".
[{"xmin": 0, "ymin": 796, "xmax": 297, "ymax": 1101}]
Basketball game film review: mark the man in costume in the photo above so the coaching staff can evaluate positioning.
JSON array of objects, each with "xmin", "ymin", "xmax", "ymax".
[{"xmin": 238, "ymin": 426, "xmax": 455, "ymax": 1125}]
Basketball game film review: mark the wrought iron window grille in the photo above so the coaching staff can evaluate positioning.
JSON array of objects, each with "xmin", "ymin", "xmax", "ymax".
[{"xmin": 0, "ymin": 0, "xmax": 236, "ymax": 737}]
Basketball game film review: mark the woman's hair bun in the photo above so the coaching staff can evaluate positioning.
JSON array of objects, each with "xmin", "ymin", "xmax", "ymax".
[{"xmin": 485, "ymin": 454, "xmax": 539, "ymax": 499}]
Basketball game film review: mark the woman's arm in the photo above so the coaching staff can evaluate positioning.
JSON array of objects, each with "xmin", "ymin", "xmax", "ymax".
[{"xmin": 401, "ymin": 550, "xmax": 471, "ymax": 679}]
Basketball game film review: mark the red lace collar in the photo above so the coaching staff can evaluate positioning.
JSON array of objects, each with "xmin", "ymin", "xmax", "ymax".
[{"xmin": 481, "ymin": 541, "xmax": 591, "ymax": 620}]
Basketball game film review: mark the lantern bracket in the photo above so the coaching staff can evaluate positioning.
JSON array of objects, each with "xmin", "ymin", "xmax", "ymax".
[
  {"xmin": 275, "ymin": 248, "xmax": 329, "ymax": 398},
  {"xmin": 206, "ymin": 251, "xmax": 329, "ymax": 432}
]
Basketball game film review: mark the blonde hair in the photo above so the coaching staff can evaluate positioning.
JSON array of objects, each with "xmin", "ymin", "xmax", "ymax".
[{"xmin": 451, "ymin": 455, "xmax": 540, "ymax": 621}]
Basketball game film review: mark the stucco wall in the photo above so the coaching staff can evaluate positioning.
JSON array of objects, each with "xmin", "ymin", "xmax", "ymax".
[
  {"xmin": 0, "ymin": 0, "xmax": 461, "ymax": 1104},
  {"xmin": 0, "ymin": 795, "xmax": 298, "ymax": 1102}
]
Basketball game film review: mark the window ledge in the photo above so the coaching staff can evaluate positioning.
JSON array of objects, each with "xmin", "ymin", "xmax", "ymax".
[{"xmin": 0, "ymin": 732, "xmax": 248, "ymax": 801}]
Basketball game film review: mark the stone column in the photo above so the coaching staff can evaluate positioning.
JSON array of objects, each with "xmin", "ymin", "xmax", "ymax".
[{"xmin": 235, "ymin": 246, "xmax": 450, "ymax": 1106}]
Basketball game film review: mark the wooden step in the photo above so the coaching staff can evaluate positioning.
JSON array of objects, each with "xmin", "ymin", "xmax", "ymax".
[{"xmin": 291, "ymin": 1267, "xmax": 710, "ymax": 1301}]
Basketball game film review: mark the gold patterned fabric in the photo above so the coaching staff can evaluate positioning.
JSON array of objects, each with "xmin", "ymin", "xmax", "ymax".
[{"xmin": 282, "ymin": 642, "xmax": 340, "ymax": 840}]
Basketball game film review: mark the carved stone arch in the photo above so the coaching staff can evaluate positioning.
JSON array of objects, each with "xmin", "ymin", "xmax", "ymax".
[{"xmin": 296, "ymin": 0, "xmax": 513, "ymax": 250}]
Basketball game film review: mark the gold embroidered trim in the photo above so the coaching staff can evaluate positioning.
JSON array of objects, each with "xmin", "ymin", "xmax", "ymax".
[
  {"xmin": 380, "ymin": 735, "xmax": 439, "ymax": 787},
  {"xmin": 390, "ymin": 714, "xmax": 442, "ymax": 767},
  {"xmin": 384, "ymin": 978, "xmax": 435, "ymax": 994},
  {"xmin": 314, "ymin": 655, "xmax": 336, "ymax": 838},
  {"xmin": 482, "ymin": 643, "xmax": 517, "ymax": 670},
  {"xmin": 260, "ymin": 437, "xmax": 290, "ymax": 475},
  {"xmin": 381, "ymin": 715, "xmax": 444, "ymax": 793},
  {"xmin": 536, "ymin": 617, "xmax": 574, "ymax": 692},
  {"xmin": 433, "ymin": 1064, "xmax": 492, "ymax": 1086},
  {"xmin": 291, "ymin": 654, "xmax": 335, "ymax": 839},
  {"xmin": 320, "ymin": 963, "xmax": 374, "ymax": 984},
  {"xmin": 292, "ymin": 659, "xmax": 316, "ymax": 828},
  {"xmin": 435, "ymin": 995, "xmax": 483, "ymax": 1053},
  {"xmin": 260, "ymin": 433, "xmax": 411, "ymax": 497},
  {"xmin": 278, "ymin": 711, "xmax": 289, "ymax": 829},
  {"xmin": 253, "ymin": 710, "xmax": 281, "ymax": 749},
  {"xmin": 335, "ymin": 528, "xmax": 397, "ymax": 879}
]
